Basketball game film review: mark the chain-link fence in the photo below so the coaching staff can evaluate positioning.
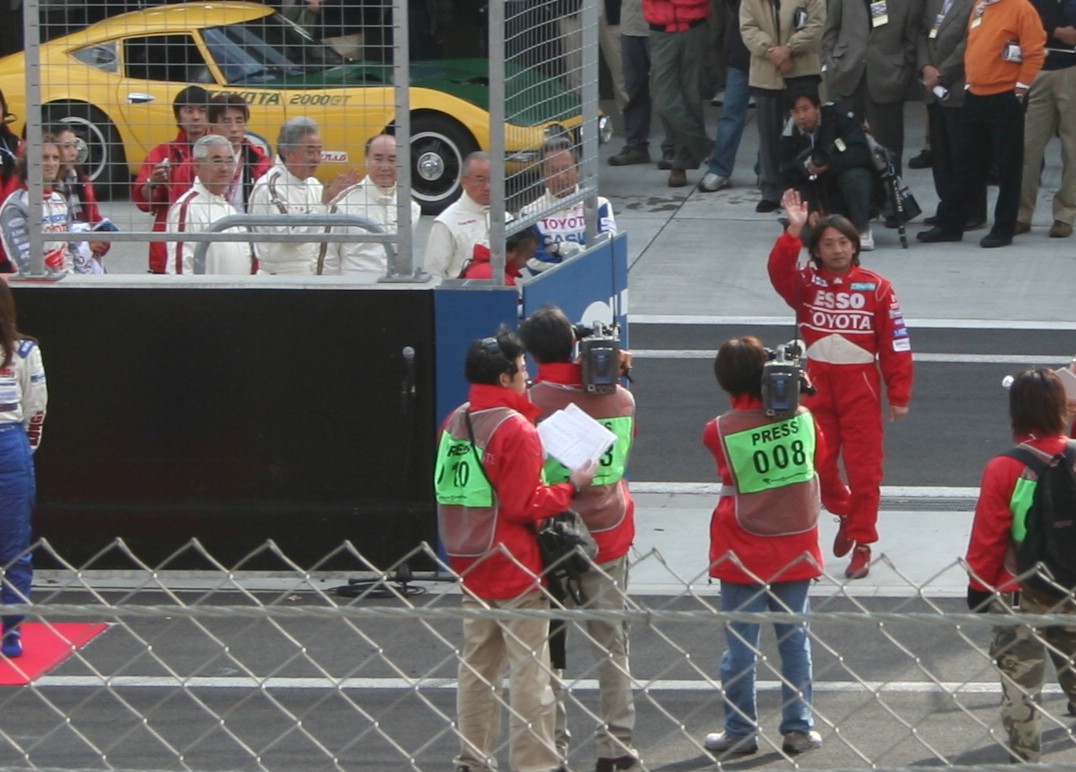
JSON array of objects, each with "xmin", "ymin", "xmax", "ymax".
[{"xmin": 3, "ymin": 537, "xmax": 1076, "ymax": 770}]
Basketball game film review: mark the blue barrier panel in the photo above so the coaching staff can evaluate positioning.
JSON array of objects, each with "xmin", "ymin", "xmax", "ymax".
[
  {"xmin": 433, "ymin": 287, "xmax": 519, "ymax": 428},
  {"xmin": 520, "ymin": 232, "xmax": 629, "ymax": 343}
]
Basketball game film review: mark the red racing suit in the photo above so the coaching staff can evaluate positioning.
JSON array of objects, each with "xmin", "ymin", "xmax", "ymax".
[
  {"xmin": 436, "ymin": 384, "xmax": 575, "ymax": 600},
  {"xmin": 131, "ymin": 131, "xmax": 197, "ymax": 273},
  {"xmin": 768, "ymin": 231, "xmax": 914, "ymax": 544},
  {"xmin": 528, "ymin": 362, "xmax": 636, "ymax": 565}
]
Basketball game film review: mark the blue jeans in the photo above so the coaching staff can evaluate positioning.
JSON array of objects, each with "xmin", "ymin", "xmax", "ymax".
[
  {"xmin": 0, "ymin": 424, "xmax": 34, "ymax": 633},
  {"xmin": 719, "ymin": 580, "xmax": 814, "ymax": 738},
  {"xmin": 708, "ymin": 67, "xmax": 749, "ymax": 178}
]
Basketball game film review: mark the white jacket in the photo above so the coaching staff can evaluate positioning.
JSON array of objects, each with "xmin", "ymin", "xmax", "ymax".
[
  {"xmin": 321, "ymin": 176, "xmax": 421, "ymax": 275},
  {"xmin": 248, "ymin": 162, "xmax": 326, "ymax": 275},
  {"xmin": 423, "ymin": 192, "xmax": 501, "ymax": 279},
  {"xmin": 166, "ymin": 179, "xmax": 254, "ymax": 275},
  {"xmin": 0, "ymin": 339, "xmax": 47, "ymax": 451}
]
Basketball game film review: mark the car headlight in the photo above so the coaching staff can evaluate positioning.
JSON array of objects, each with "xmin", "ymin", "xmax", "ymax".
[{"xmin": 598, "ymin": 115, "xmax": 613, "ymax": 144}]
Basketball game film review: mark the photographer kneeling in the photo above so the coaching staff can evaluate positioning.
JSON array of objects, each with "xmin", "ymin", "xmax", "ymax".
[
  {"xmin": 780, "ymin": 86, "xmax": 879, "ymax": 250},
  {"xmin": 701, "ymin": 336, "xmax": 843, "ymax": 757}
]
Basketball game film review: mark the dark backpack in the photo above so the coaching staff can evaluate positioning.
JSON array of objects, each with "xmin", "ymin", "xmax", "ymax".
[{"xmin": 1007, "ymin": 441, "xmax": 1076, "ymax": 596}]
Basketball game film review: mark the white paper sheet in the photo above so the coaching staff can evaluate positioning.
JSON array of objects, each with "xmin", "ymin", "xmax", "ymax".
[{"xmin": 537, "ymin": 402, "xmax": 618, "ymax": 471}]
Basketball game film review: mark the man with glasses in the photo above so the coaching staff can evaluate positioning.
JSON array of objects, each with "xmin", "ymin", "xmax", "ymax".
[{"xmin": 166, "ymin": 134, "xmax": 254, "ymax": 275}]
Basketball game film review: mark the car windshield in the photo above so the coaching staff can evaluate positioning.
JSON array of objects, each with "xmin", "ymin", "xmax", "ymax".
[{"xmin": 202, "ymin": 14, "xmax": 343, "ymax": 85}]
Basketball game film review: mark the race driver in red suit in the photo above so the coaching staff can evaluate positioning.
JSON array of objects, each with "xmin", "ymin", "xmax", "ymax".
[{"xmin": 768, "ymin": 188, "xmax": 914, "ymax": 579}]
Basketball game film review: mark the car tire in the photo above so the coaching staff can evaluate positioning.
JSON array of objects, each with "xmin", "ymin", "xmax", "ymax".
[
  {"xmin": 408, "ymin": 115, "xmax": 479, "ymax": 216},
  {"xmin": 44, "ymin": 102, "xmax": 128, "ymax": 201}
]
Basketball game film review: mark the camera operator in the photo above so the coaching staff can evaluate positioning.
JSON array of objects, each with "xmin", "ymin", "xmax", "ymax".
[
  {"xmin": 701, "ymin": 335, "xmax": 839, "ymax": 757},
  {"xmin": 435, "ymin": 327, "xmax": 596, "ymax": 772},
  {"xmin": 519, "ymin": 305, "xmax": 640, "ymax": 772},
  {"xmin": 767, "ymin": 188, "xmax": 914, "ymax": 579},
  {"xmin": 780, "ymin": 86, "xmax": 879, "ymax": 250}
]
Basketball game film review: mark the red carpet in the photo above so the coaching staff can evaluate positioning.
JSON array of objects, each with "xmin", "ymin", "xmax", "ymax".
[{"xmin": 0, "ymin": 622, "xmax": 108, "ymax": 685}]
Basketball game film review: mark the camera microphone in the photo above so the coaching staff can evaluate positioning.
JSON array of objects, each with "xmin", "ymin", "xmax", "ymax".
[{"xmin": 402, "ymin": 346, "xmax": 416, "ymax": 414}]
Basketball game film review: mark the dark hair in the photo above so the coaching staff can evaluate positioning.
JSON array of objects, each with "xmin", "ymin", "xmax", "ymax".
[
  {"xmin": 786, "ymin": 84, "xmax": 821, "ymax": 112},
  {"xmin": 208, "ymin": 92, "xmax": 250, "ymax": 124},
  {"xmin": 506, "ymin": 226, "xmax": 539, "ymax": 253},
  {"xmin": 1009, "ymin": 368, "xmax": 1067, "ymax": 438},
  {"xmin": 520, "ymin": 305, "xmax": 574, "ymax": 364},
  {"xmin": 172, "ymin": 85, "xmax": 211, "ymax": 120},
  {"xmin": 714, "ymin": 336, "xmax": 768, "ymax": 399},
  {"xmin": 806, "ymin": 215, "xmax": 861, "ymax": 267},
  {"xmin": 0, "ymin": 281, "xmax": 34, "ymax": 370},
  {"xmin": 464, "ymin": 327, "xmax": 524, "ymax": 385}
]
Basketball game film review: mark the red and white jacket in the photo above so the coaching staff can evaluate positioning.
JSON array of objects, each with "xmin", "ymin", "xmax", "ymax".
[
  {"xmin": 166, "ymin": 179, "xmax": 254, "ymax": 275},
  {"xmin": 768, "ymin": 231, "xmax": 914, "ymax": 407},
  {"xmin": 132, "ymin": 131, "xmax": 197, "ymax": 273}
]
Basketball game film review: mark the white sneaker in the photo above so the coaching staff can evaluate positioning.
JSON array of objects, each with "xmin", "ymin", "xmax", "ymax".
[
  {"xmin": 782, "ymin": 730, "xmax": 823, "ymax": 754},
  {"xmin": 859, "ymin": 229, "xmax": 875, "ymax": 251},
  {"xmin": 698, "ymin": 173, "xmax": 730, "ymax": 192},
  {"xmin": 703, "ymin": 731, "xmax": 758, "ymax": 755}
]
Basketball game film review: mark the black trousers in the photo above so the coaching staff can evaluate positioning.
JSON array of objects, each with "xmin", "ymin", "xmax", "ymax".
[
  {"xmin": 937, "ymin": 91, "xmax": 1025, "ymax": 237},
  {"xmin": 927, "ymin": 102, "xmax": 987, "ymax": 224}
]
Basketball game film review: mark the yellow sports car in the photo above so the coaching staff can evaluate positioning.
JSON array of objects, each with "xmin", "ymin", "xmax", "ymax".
[{"xmin": 0, "ymin": 2, "xmax": 609, "ymax": 213}]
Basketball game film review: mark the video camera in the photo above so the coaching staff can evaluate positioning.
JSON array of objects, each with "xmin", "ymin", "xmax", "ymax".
[
  {"xmin": 762, "ymin": 339, "xmax": 815, "ymax": 418},
  {"xmin": 573, "ymin": 321, "xmax": 623, "ymax": 394}
]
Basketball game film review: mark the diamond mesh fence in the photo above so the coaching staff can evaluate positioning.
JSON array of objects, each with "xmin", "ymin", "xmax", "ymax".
[{"xmin": 1, "ymin": 538, "xmax": 1075, "ymax": 770}]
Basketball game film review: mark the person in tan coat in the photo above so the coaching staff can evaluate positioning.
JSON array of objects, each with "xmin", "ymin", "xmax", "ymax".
[{"xmin": 739, "ymin": 0, "xmax": 824, "ymax": 211}]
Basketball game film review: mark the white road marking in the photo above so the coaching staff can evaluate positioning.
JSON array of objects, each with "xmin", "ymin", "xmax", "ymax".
[
  {"xmin": 630, "ymin": 350, "xmax": 1071, "ymax": 365},
  {"xmin": 32, "ymin": 675, "xmax": 1043, "ymax": 694}
]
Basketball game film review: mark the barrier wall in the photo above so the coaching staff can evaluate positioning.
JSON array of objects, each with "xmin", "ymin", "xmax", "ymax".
[{"xmin": 11, "ymin": 235, "xmax": 627, "ymax": 570}]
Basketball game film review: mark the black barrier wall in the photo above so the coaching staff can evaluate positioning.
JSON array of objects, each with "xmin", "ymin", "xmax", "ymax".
[{"xmin": 13, "ymin": 285, "xmax": 438, "ymax": 571}]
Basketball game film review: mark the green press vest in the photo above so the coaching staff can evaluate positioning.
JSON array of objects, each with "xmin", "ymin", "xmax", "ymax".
[{"xmin": 716, "ymin": 406, "xmax": 821, "ymax": 537}]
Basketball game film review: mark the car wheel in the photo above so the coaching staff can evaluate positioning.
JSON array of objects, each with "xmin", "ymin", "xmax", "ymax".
[
  {"xmin": 409, "ymin": 116, "xmax": 479, "ymax": 216},
  {"xmin": 44, "ymin": 102, "xmax": 128, "ymax": 201}
]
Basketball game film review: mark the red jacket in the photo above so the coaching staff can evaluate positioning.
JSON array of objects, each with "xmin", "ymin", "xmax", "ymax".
[
  {"xmin": 132, "ymin": 131, "xmax": 196, "ymax": 273},
  {"xmin": 703, "ymin": 395, "xmax": 828, "ymax": 584},
  {"xmin": 643, "ymin": 0, "xmax": 711, "ymax": 30},
  {"xmin": 440, "ymin": 384, "xmax": 575, "ymax": 599},
  {"xmin": 459, "ymin": 243, "xmax": 522, "ymax": 285},
  {"xmin": 529, "ymin": 362, "xmax": 636, "ymax": 564},
  {"xmin": 768, "ymin": 231, "xmax": 914, "ymax": 407},
  {"xmin": 966, "ymin": 433, "xmax": 1070, "ymax": 593}
]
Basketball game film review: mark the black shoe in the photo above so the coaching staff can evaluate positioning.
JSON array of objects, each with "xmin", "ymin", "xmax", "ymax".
[
  {"xmin": 980, "ymin": 231, "xmax": 1012, "ymax": 248},
  {"xmin": 923, "ymin": 214, "xmax": 939, "ymax": 225},
  {"xmin": 917, "ymin": 226, "xmax": 962, "ymax": 243},
  {"xmin": 963, "ymin": 219, "xmax": 987, "ymax": 231},
  {"xmin": 884, "ymin": 215, "xmax": 901, "ymax": 229},
  {"xmin": 608, "ymin": 146, "xmax": 651, "ymax": 166},
  {"xmin": 907, "ymin": 149, "xmax": 933, "ymax": 169},
  {"xmin": 756, "ymin": 199, "xmax": 780, "ymax": 213},
  {"xmin": 657, "ymin": 152, "xmax": 674, "ymax": 170}
]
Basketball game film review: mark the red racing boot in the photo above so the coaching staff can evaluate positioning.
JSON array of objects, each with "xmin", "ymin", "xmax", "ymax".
[
  {"xmin": 845, "ymin": 544, "xmax": 871, "ymax": 579},
  {"xmin": 833, "ymin": 516, "xmax": 853, "ymax": 557}
]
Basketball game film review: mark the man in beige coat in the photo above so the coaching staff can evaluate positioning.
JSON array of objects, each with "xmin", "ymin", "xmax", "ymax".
[{"xmin": 740, "ymin": 0, "xmax": 825, "ymax": 211}]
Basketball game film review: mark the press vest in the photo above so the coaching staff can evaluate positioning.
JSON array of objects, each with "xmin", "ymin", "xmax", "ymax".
[
  {"xmin": 435, "ymin": 405, "xmax": 514, "ymax": 557},
  {"xmin": 716, "ymin": 406, "xmax": 820, "ymax": 536},
  {"xmin": 530, "ymin": 381, "xmax": 634, "ymax": 533}
]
